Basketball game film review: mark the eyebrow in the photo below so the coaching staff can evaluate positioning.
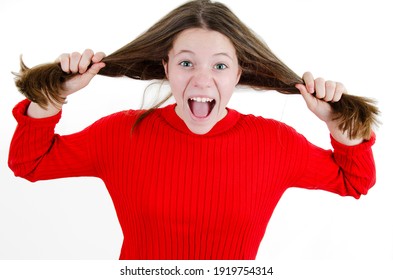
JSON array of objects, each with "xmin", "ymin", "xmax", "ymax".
[{"xmin": 174, "ymin": 50, "xmax": 234, "ymax": 61}]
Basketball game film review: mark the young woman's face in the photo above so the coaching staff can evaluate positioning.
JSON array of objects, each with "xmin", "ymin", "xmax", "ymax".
[{"xmin": 164, "ymin": 28, "xmax": 242, "ymax": 134}]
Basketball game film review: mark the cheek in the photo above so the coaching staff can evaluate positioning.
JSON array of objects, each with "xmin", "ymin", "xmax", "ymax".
[
  {"xmin": 219, "ymin": 89, "xmax": 234, "ymax": 106},
  {"xmin": 218, "ymin": 76, "xmax": 237, "ymax": 100},
  {"xmin": 168, "ymin": 75, "xmax": 189, "ymax": 101}
]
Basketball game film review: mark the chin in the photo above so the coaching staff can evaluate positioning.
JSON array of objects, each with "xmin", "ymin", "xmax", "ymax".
[{"xmin": 188, "ymin": 123, "xmax": 215, "ymax": 135}]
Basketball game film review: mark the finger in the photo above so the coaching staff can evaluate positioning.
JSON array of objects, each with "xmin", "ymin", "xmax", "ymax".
[
  {"xmin": 92, "ymin": 51, "xmax": 106, "ymax": 63},
  {"xmin": 314, "ymin": 77, "xmax": 326, "ymax": 99},
  {"xmin": 79, "ymin": 49, "xmax": 94, "ymax": 74},
  {"xmin": 58, "ymin": 53, "xmax": 71, "ymax": 73},
  {"xmin": 324, "ymin": 80, "xmax": 336, "ymax": 102},
  {"xmin": 69, "ymin": 52, "xmax": 82, "ymax": 74},
  {"xmin": 302, "ymin": 71, "xmax": 315, "ymax": 93},
  {"xmin": 332, "ymin": 82, "xmax": 346, "ymax": 102}
]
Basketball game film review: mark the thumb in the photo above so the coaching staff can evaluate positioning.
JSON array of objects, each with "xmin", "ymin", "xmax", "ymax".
[
  {"xmin": 62, "ymin": 62, "xmax": 106, "ymax": 96},
  {"xmin": 86, "ymin": 62, "xmax": 106, "ymax": 76},
  {"xmin": 78, "ymin": 62, "xmax": 106, "ymax": 85},
  {"xmin": 295, "ymin": 83, "xmax": 316, "ymax": 109}
]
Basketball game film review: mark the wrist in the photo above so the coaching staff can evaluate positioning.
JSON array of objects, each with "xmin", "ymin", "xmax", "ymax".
[
  {"xmin": 326, "ymin": 120, "xmax": 363, "ymax": 146},
  {"xmin": 27, "ymin": 100, "xmax": 62, "ymax": 119}
]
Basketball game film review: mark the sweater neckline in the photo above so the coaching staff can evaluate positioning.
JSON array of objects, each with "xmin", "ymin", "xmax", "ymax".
[{"xmin": 159, "ymin": 104, "xmax": 240, "ymax": 136}]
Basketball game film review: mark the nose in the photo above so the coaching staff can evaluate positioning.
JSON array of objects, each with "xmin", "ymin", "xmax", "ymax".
[{"xmin": 192, "ymin": 68, "xmax": 213, "ymax": 89}]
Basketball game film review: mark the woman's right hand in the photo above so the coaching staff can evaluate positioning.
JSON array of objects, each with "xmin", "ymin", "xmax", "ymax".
[
  {"xmin": 57, "ymin": 49, "xmax": 106, "ymax": 97},
  {"xmin": 26, "ymin": 49, "xmax": 105, "ymax": 118}
]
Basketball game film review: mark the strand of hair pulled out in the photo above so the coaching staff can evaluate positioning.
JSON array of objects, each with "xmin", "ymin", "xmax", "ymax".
[{"xmin": 13, "ymin": 0, "xmax": 379, "ymax": 140}]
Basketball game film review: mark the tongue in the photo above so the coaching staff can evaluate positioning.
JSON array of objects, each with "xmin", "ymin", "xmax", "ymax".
[{"xmin": 190, "ymin": 100, "xmax": 210, "ymax": 118}]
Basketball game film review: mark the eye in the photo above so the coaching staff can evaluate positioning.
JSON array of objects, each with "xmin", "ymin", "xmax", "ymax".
[
  {"xmin": 214, "ymin": 63, "xmax": 228, "ymax": 70},
  {"xmin": 179, "ymin": 61, "xmax": 193, "ymax": 67}
]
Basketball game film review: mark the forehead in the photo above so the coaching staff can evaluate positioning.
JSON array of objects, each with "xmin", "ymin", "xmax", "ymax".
[{"xmin": 171, "ymin": 28, "xmax": 236, "ymax": 54}]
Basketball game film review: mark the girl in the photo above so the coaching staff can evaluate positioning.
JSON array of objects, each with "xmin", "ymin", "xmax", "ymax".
[{"xmin": 9, "ymin": 0, "xmax": 377, "ymax": 259}]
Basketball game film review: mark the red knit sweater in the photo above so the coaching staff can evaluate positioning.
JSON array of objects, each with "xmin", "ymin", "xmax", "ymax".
[{"xmin": 9, "ymin": 99, "xmax": 376, "ymax": 260}]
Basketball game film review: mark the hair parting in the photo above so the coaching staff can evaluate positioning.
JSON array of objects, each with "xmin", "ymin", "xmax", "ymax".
[{"xmin": 13, "ymin": 0, "xmax": 379, "ymax": 139}]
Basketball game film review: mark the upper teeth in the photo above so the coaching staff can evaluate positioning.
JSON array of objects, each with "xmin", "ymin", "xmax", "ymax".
[{"xmin": 190, "ymin": 97, "xmax": 214, "ymax": 103}]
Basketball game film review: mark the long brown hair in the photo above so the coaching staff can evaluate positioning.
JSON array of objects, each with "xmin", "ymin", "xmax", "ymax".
[{"xmin": 14, "ymin": 0, "xmax": 379, "ymax": 139}]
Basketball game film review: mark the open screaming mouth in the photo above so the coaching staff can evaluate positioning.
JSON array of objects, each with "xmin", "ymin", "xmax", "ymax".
[{"xmin": 188, "ymin": 97, "xmax": 216, "ymax": 118}]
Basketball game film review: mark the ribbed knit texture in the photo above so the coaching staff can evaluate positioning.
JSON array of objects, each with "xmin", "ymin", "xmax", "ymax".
[{"xmin": 9, "ymin": 99, "xmax": 376, "ymax": 259}]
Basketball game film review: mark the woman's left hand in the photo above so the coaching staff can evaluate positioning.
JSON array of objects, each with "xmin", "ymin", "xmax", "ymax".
[
  {"xmin": 295, "ymin": 72, "xmax": 363, "ymax": 146},
  {"xmin": 295, "ymin": 71, "xmax": 346, "ymax": 123}
]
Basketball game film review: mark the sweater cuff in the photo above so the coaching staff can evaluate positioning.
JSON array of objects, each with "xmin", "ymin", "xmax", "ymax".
[
  {"xmin": 12, "ymin": 99, "xmax": 62, "ymax": 127},
  {"xmin": 330, "ymin": 131, "xmax": 376, "ymax": 156}
]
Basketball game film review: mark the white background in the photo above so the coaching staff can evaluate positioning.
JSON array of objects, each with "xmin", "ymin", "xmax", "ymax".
[{"xmin": 0, "ymin": 0, "xmax": 392, "ymax": 267}]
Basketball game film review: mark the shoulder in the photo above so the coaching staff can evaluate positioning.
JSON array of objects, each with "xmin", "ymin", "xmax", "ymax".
[
  {"xmin": 86, "ymin": 108, "xmax": 145, "ymax": 135},
  {"xmin": 237, "ymin": 110, "xmax": 299, "ymax": 135},
  {"xmin": 87, "ymin": 107, "xmax": 170, "ymax": 136},
  {"xmin": 233, "ymin": 109, "xmax": 310, "ymax": 148},
  {"xmin": 93, "ymin": 109, "xmax": 140, "ymax": 125}
]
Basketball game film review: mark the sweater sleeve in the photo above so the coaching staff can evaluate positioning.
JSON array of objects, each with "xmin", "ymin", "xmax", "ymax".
[
  {"xmin": 8, "ymin": 99, "xmax": 98, "ymax": 182},
  {"xmin": 294, "ymin": 131, "xmax": 376, "ymax": 199}
]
